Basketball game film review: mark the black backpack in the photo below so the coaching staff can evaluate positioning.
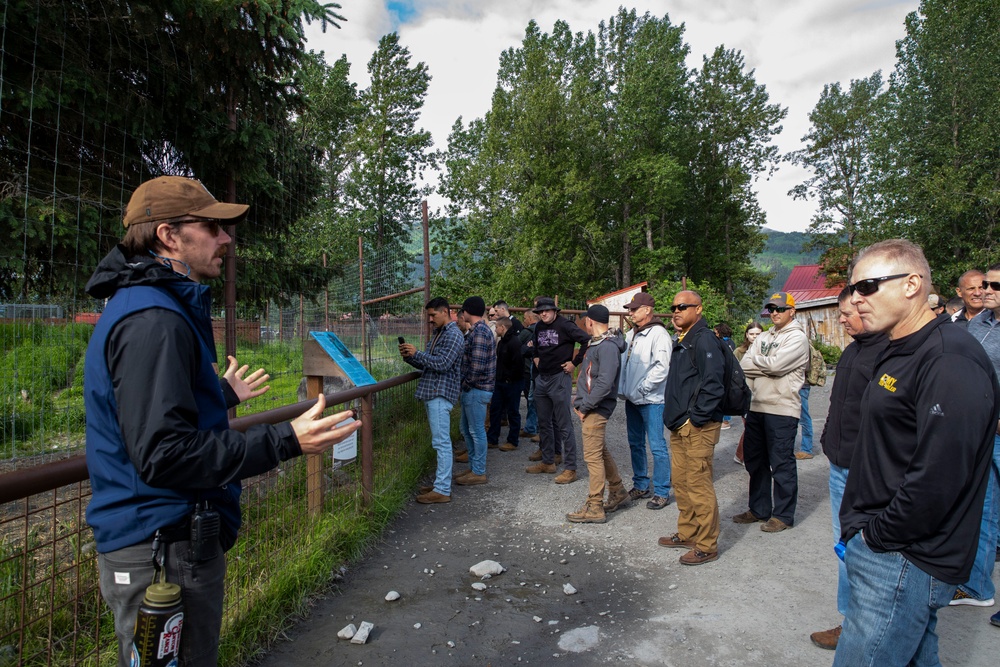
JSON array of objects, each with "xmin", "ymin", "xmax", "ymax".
[{"xmin": 689, "ymin": 331, "xmax": 752, "ymax": 417}]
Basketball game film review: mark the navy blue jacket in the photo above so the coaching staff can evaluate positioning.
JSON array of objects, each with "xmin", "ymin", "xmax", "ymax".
[{"xmin": 85, "ymin": 248, "xmax": 302, "ymax": 553}]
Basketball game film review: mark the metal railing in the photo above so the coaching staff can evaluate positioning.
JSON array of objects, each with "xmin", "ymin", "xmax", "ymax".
[{"xmin": 0, "ymin": 372, "xmax": 422, "ymax": 666}]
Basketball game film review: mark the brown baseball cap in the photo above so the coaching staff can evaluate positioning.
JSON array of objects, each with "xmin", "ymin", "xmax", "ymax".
[
  {"xmin": 624, "ymin": 292, "xmax": 655, "ymax": 310},
  {"xmin": 123, "ymin": 176, "xmax": 249, "ymax": 228}
]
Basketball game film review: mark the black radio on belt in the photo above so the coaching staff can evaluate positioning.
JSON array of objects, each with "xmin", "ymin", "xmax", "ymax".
[{"xmin": 189, "ymin": 501, "xmax": 221, "ymax": 562}]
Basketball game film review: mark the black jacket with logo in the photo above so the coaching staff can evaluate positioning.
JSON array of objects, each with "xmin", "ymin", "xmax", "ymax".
[
  {"xmin": 662, "ymin": 318, "xmax": 725, "ymax": 431},
  {"xmin": 839, "ymin": 315, "xmax": 999, "ymax": 584}
]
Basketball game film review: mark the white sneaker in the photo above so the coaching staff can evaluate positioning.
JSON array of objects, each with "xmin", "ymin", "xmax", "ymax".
[{"xmin": 949, "ymin": 590, "xmax": 995, "ymax": 607}]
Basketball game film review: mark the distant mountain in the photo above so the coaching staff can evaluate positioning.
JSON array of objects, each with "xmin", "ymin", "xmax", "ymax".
[{"xmin": 755, "ymin": 228, "xmax": 821, "ymax": 293}]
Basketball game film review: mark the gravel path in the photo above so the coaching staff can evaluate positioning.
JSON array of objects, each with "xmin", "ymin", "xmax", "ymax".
[{"xmin": 254, "ymin": 380, "xmax": 997, "ymax": 666}]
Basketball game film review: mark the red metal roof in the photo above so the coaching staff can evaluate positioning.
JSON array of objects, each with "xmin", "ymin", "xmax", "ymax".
[{"xmin": 782, "ymin": 265, "xmax": 843, "ymax": 306}]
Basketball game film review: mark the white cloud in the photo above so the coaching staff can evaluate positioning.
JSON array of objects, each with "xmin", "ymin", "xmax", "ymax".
[{"xmin": 306, "ymin": 0, "xmax": 919, "ymax": 232}]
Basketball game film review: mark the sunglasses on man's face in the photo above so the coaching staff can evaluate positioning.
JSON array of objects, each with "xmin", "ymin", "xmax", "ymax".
[
  {"xmin": 848, "ymin": 273, "xmax": 911, "ymax": 297},
  {"xmin": 765, "ymin": 305, "xmax": 791, "ymax": 314},
  {"xmin": 670, "ymin": 303, "xmax": 696, "ymax": 313},
  {"xmin": 981, "ymin": 280, "xmax": 1000, "ymax": 291}
]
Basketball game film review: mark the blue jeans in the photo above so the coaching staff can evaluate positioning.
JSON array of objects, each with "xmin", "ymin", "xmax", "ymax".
[
  {"xmin": 488, "ymin": 379, "xmax": 523, "ymax": 446},
  {"xmin": 798, "ymin": 386, "xmax": 813, "ymax": 453},
  {"xmin": 624, "ymin": 401, "xmax": 671, "ymax": 498},
  {"xmin": 523, "ymin": 375, "xmax": 538, "ymax": 435},
  {"xmin": 834, "ymin": 534, "xmax": 956, "ymax": 667},
  {"xmin": 958, "ymin": 433, "xmax": 1000, "ymax": 601},
  {"xmin": 829, "ymin": 463, "xmax": 850, "ymax": 616},
  {"xmin": 425, "ymin": 397, "xmax": 455, "ymax": 495},
  {"xmin": 460, "ymin": 388, "xmax": 492, "ymax": 476}
]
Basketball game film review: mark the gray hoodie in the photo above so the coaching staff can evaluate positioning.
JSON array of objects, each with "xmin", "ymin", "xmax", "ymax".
[
  {"xmin": 575, "ymin": 331, "xmax": 627, "ymax": 418},
  {"xmin": 740, "ymin": 318, "xmax": 809, "ymax": 418}
]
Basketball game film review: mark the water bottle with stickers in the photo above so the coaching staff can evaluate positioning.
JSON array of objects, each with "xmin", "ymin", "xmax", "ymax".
[{"xmin": 130, "ymin": 575, "xmax": 183, "ymax": 666}]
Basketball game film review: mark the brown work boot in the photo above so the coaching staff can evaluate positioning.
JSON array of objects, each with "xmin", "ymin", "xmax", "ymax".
[
  {"xmin": 528, "ymin": 448, "xmax": 543, "ymax": 461},
  {"xmin": 732, "ymin": 510, "xmax": 766, "ymax": 524},
  {"xmin": 530, "ymin": 434, "xmax": 540, "ymax": 442},
  {"xmin": 416, "ymin": 490, "xmax": 451, "ymax": 504},
  {"xmin": 761, "ymin": 517, "xmax": 791, "ymax": 532},
  {"xmin": 525, "ymin": 462, "xmax": 557, "ymax": 474},
  {"xmin": 566, "ymin": 499, "xmax": 606, "ymax": 523},
  {"xmin": 454, "ymin": 473, "xmax": 487, "ymax": 486},
  {"xmin": 554, "ymin": 454, "xmax": 563, "ymax": 465},
  {"xmin": 452, "ymin": 469, "xmax": 472, "ymax": 480},
  {"xmin": 603, "ymin": 484, "xmax": 630, "ymax": 513},
  {"xmin": 809, "ymin": 625, "xmax": 842, "ymax": 650},
  {"xmin": 487, "ymin": 441, "xmax": 499, "ymax": 449},
  {"xmin": 519, "ymin": 429, "xmax": 533, "ymax": 437},
  {"xmin": 554, "ymin": 469, "xmax": 577, "ymax": 484},
  {"xmin": 795, "ymin": 451, "xmax": 814, "ymax": 460},
  {"xmin": 679, "ymin": 549, "xmax": 718, "ymax": 566},
  {"xmin": 499, "ymin": 443, "xmax": 517, "ymax": 452},
  {"xmin": 454, "ymin": 451, "xmax": 469, "ymax": 463},
  {"xmin": 658, "ymin": 534, "xmax": 696, "ymax": 549},
  {"xmin": 418, "ymin": 485, "xmax": 434, "ymax": 494}
]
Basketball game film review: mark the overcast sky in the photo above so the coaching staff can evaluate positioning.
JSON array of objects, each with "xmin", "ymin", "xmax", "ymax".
[{"xmin": 304, "ymin": 0, "xmax": 920, "ymax": 234}]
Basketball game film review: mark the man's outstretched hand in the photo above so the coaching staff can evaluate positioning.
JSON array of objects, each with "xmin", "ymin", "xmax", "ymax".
[
  {"xmin": 223, "ymin": 355, "xmax": 271, "ymax": 402},
  {"xmin": 291, "ymin": 394, "xmax": 362, "ymax": 454}
]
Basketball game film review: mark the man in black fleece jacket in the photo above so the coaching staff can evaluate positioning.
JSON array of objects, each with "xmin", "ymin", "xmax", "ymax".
[
  {"xmin": 526, "ymin": 297, "xmax": 590, "ymax": 483},
  {"xmin": 833, "ymin": 240, "xmax": 999, "ymax": 667},
  {"xmin": 808, "ymin": 287, "xmax": 888, "ymax": 651}
]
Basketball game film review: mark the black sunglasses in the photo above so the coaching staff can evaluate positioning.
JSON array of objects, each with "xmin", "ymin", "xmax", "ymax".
[
  {"xmin": 765, "ymin": 305, "xmax": 791, "ymax": 314},
  {"xmin": 981, "ymin": 280, "xmax": 1000, "ymax": 291},
  {"xmin": 670, "ymin": 303, "xmax": 697, "ymax": 313},
  {"xmin": 848, "ymin": 273, "xmax": 911, "ymax": 297}
]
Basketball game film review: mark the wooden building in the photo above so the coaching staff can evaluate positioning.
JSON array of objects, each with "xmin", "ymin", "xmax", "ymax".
[{"xmin": 782, "ymin": 265, "xmax": 849, "ymax": 351}]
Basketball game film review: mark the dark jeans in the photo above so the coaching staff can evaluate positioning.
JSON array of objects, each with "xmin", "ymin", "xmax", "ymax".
[
  {"xmin": 534, "ymin": 372, "xmax": 577, "ymax": 469},
  {"xmin": 743, "ymin": 411, "xmax": 799, "ymax": 525},
  {"xmin": 98, "ymin": 536, "xmax": 226, "ymax": 667},
  {"xmin": 488, "ymin": 378, "xmax": 524, "ymax": 446}
]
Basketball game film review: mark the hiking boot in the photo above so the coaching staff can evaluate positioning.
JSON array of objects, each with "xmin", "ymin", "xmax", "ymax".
[
  {"xmin": 628, "ymin": 487, "xmax": 652, "ymax": 501},
  {"xmin": 519, "ymin": 429, "xmax": 535, "ymax": 437},
  {"xmin": 487, "ymin": 441, "xmax": 499, "ymax": 449},
  {"xmin": 454, "ymin": 451, "xmax": 469, "ymax": 463},
  {"xmin": 679, "ymin": 549, "xmax": 718, "ymax": 566},
  {"xmin": 732, "ymin": 510, "xmax": 765, "ymax": 524},
  {"xmin": 452, "ymin": 469, "xmax": 472, "ymax": 480},
  {"xmin": 499, "ymin": 443, "xmax": 517, "ymax": 452},
  {"xmin": 530, "ymin": 434, "xmax": 540, "ymax": 442},
  {"xmin": 566, "ymin": 499, "xmax": 606, "ymax": 524},
  {"xmin": 603, "ymin": 485, "xmax": 630, "ymax": 513},
  {"xmin": 658, "ymin": 534, "xmax": 696, "ymax": 549},
  {"xmin": 454, "ymin": 473, "xmax": 487, "ymax": 486},
  {"xmin": 795, "ymin": 451, "xmax": 814, "ymax": 460},
  {"xmin": 949, "ymin": 589, "xmax": 995, "ymax": 606},
  {"xmin": 528, "ymin": 449, "xmax": 543, "ymax": 462},
  {"xmin": 810, "ymin": 625, "xmax": 842, "ymax": 650},
  {"xmin": 554, "ymin": 470, "xmax": 577, "ymax": 484},
  {"xmin": 646, "ymin": 495, "xmax": 671, "ymax": 510},
  {"xmin": 418, "ymin": 485, "xmax": 434, "ymax": 494},
  {"xmin": 761, "ymin": 517, "xmax": 791, "ymax": 532},
  {"xmin": 526, "ymin": 462, "xmax": 557, "ymax": 474},
  {"xmin": 416, "ymin": 490, "xmax": 451, "ymax": 504},
  {"xmin": 554, "ymin": 454, "xmax": 563, "ymax": 465}
]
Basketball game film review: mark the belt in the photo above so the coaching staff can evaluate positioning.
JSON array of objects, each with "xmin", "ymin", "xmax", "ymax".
[{"xmin": 158, "ymin": 518, "xmax": 191, "ymax": 543}]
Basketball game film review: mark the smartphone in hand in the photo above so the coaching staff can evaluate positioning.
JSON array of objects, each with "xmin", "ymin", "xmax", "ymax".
[{"xmin": 397, "ymin": 336, "xmax": 406, "ymax": 345}]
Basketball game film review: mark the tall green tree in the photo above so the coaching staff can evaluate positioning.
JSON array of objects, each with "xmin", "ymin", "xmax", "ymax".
[
  {"xmin": 787, "ymin": 73, "xmax": 885, "ymax": 285},
  {"xmin": 873, "ymin": 0, "xmax": 1000, "ymax": 287}
]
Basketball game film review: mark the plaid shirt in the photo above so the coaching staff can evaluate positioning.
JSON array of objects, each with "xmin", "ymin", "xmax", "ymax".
[
  {"xmin": 462, "ymin": 319, "xmax": 496, "ymax": 392},
  {"xmin": 404, "ymin": 321, "xmax": 464, "ymax": 404}
]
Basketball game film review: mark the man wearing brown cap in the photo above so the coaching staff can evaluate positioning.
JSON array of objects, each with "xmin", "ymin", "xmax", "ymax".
[
  {"xmin": 734, "ymin": 291, "xmax": 810, "ymax": 533},
  {"xmin": 618, "ymin": 291, "xmax": 673, "ymax": 510},
  {"xmin": 84, "ymin": 176, "xmax": 360, "ymax": 666}
]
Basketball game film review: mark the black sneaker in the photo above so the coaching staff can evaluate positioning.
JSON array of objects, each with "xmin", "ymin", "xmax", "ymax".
[{"xmin": 628, "ymin": 487, "xmax": 652, "ymax": 501}]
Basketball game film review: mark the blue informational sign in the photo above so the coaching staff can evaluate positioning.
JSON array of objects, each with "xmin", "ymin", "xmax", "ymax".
[{"xmin": 309, "ymin": 331, "xmax": 377, "ymax": 387}]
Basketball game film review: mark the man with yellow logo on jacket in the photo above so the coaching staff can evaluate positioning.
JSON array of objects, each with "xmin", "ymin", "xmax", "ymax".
[{"xmin": 734, "ymin": 291, "xmax": 810, "ymax": 533}]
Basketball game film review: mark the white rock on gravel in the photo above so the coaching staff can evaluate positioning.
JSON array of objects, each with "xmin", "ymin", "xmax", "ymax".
[
  {"xmin": 413, "ymin": 623, "xmax": 421, "ymax": 629},
  {"xmin": 351, "ymin": 621, "xmax": 374, "ymax": 644},
  {"xmin": 385, "ymin": 591, "xmax": 400, "ymax": 601},
  {"xmin": 469, "ymin": 559, "xmax": 505, "ymax": 578},
  {"xmin": 563, "ymin": 583, "xmax": 577, "ymax": 595},
  {"xmin": 558, "ymin": 626, "xmax": 600, "ymax": 653},
  {"xmin": 533, "ymin": 616, "xmax": 542, "ymax": 623},
  {"xmin": 471, "ymin": 582, "xmax": 487, "ymax": 591},
  {"xmin": 337, "ymin": 624, "xmax": 357, "ymax": 640}
]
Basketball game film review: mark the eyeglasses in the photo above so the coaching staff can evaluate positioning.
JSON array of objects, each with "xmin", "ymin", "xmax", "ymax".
[
  {"xmin": 848, "ymin": 273, "xmax": 911, "ymax": 297},
  {"xmin": 981, "ymin": 280, "xmax": 1000, "ymax": 291},
  {"xmin": 765, "ymin": 306, "xmax": 791, "ymax": 314},
  {"xmin": 670, "ymin": 303, "xmax": 696, "ymax": 313}
]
